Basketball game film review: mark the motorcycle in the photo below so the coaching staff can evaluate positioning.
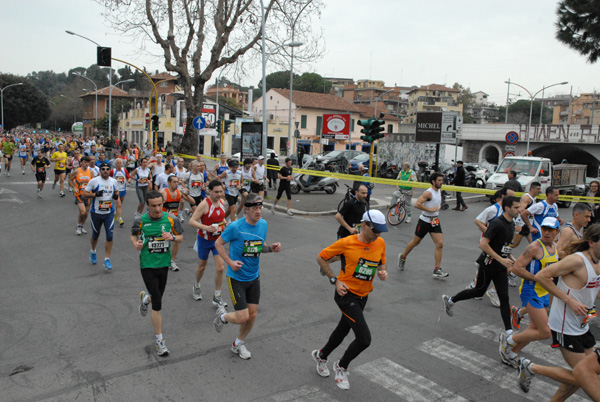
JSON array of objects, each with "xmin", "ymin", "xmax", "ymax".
[
  {"xmin": 290, "ymin": 157, "xmax": 339, "ymax": 194},
  {"xmin": 377, "ymin": 161, "xmax": 399, "ymax": 179},
  {"xmin": 417, "ymin": 161, "xmax": 432, "ymax": 183}
]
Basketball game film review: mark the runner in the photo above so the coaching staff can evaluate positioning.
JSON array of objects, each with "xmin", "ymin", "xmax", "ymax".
[
  {"xmin": 511, "ymin": 182, "xmax": 542, "ymax": 248},
  {"xmin": 88, "ymin": 155, "xmax": 99, "ymax": 177},
  {"xmin": 82, "ymin": 161, "xmax": 118, "ymax": 270},
  {"xmin": 184, "ymin": 160, "xmax": 207, "ymax": 213},
  {"xmin": 131, "ymin": 157, "xmax": 152, "ymax": 218},
  {"xmin": 50, "ymin": 143, "xmax": 68, "ymax": 197},
  {"xmin": 213, "ymin": 193, "xmax": 282, "ymax": 360},
  {"xmin": 517, "ymin": 224, "xmax": 600, "ymax": 399},
  {"xmin": 154, "ymin": 163, "xmax": 175, "ymax": 191},
  {"xmin": 499, "ymin": 217, "xmax": 559, "ymax": 368},
  {"xmin": 69, "ymin": 156, "xmax": 93, "ymax": 235},
  {"xmin": 131, "ymin": 190, "xmax": 184, "ymax": 357},
  {"xmin": 17, "ymin": 140, "xmax": 29, "ymax": 174},
  {"xmin": 556, "ymin": 202, "xmax": 592, "ymax": 259},
  {"xmin": 442, "ymin": 196, "xmax": 520, "ymax": 339},
  {"xmin": 210, "ymin": 154, "xmax": 229, "ymax": 181},
  {"xmin": 110, "ymin": 158, "xmax": 131, "ymax": 227},
  {"xmin": 218, "ymin": 160, "xmax": 242, "ymax": 222},
  {"xmin": 160, "ymin": 175, "xmax": 195, "ymax": 271},
  {"xmin": 1, "ymin": 138, "xmax": 15, "ymax": 176},
  {"xmin": 271, "ymin": 157, "xmax": 294, "ymax": 216},
  {"xmin": 251, "ymin": 156, "xmax": 268, "ymax": 198},
  {"xmin": 30, "ymin": 150, "xmax": 51, "ymax": 198},
  {"xmin": 522, "ymin": 186, "xmax": 563, "ymax": 242},
  {"xmin": 398, "ymin": 172, "xmax": 449, "ymax": 277},
  {"xmin": 312, "ymin": 209, "xmax": 388, "ymax": 390},
  {"xmin": 237, "ymin": 158, "xmax": 257, "ymax": 217},
  {"xmin": 188, "ymin": 179, "xmax": 228, "ymax": 307}
]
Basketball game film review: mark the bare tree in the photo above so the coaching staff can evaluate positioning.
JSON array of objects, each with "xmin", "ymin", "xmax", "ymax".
[{"xmin": 96, "ymin": 0, "xmax": 324, "ymax": 154}]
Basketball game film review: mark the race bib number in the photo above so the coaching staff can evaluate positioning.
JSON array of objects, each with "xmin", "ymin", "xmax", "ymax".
[
  {"xmin": 168, "ymin": 207, "xmax": 178, "ymax": 215},
  {"xmin": 117, "ymin": 176, "xmax": 125, "ymax": 184},
  {"xmin": 242, "ymin": 240, "xmax": 262, "ymax": 257},
  {"xmin": 99, "ymin": 200, "xmax": 112, "ymax": 211},
  {"xmin": 139, "ymin": 177, "xmax": 149, "ymax": 184},
  {"xmin": 243, "ymin": 179, "xmax": 251, "ymax": 187},
  {"xmin": 500, "ymin": 245, "xmax": 512, "ymax": 258},
  {"xmin": 36, "ymin": 166, "xmax": 45, "ymax": 173},
  {"xmin": 58, "ymin": 162, "xmax": 65, "ymax": 169},
  {"xmin": 430, "ymin": 217, "xmax": 440, "ymax": 227},
  {"xmin": 353, "ymin": 258, "xmax": 378, "ymax": 281},
  {"xmin": 230, "ymin": 179, "xmax": 240, "ymax": 187},
  {"xmin": 582, "ymin": 307, "xmax": 597, "ymax": 328},
  {"xmin": 191, "ymin": 180, "xmax": 203, "ymax": 187},
  {"xmin": 147, "ymin": 236, "xmax": 169, "ymax": 254}
]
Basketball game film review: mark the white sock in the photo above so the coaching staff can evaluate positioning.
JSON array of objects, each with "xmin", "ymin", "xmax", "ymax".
[
  {"xmin": 143, "ymin": 294, "xmax": 150, "ymax": 304},
  {"xmin": 509, "ymin": 351, "xmax": 518, "ymax": 359},
  {"xmin": 91, "ymin": 249, "xmax": 96, "ymax": 253},
  {"xmin": 506, "ymin": 329, "xmax": 513, "ymax": 336},
  {"xmin": 105, "ymin": 257, "xmax": 110, "ymax": 261},
  {"xmin": 448, "ymin": 297, "xmax": 454, "ymax": 305},
  {"xmin": 214, "ymin": 290, "xmax": 221, "ymax": 297},
  {"xmin": 234, "ymin": 337, "xmax": 243, "ymax": 346},
  {"xmin": 195, "ymin": 282, "xmax": 201, "ymax": 288},
  {"xmin": 220, "ymin": 313, "xmax": 227, "ymax": 323},
  {"xmin": 507, "ymin": 334, "xmax": 514, "ymax": 345},
  {"xmin": 155, "ymin": 333, "xmax": 163, "ymax": 341}
]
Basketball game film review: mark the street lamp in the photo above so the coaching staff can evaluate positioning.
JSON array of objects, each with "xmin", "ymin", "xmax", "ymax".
[
  {"xmin": 1, "ymin": 83, "xmax": 23, "ymax": 132},
  {"xmin": 504, "ymin": 80, "xmax": 568, "ymax": 154}
]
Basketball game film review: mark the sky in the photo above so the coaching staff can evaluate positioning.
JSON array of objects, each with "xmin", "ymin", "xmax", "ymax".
[{"xmin": 2, "ymin": 0, "xmax": 597, "ymax": 106}]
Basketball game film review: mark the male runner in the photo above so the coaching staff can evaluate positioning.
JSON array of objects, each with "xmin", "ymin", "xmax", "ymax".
[
  {"xmin": 556, "ymin": 202, "xmax": 592, "ymax": 259},
  {"xmin": 83, "ymin": 161, "xmax": 118, "ymax": 270},
  {"xmin": 188, "ymin": 180, "xmax": 228, "ymax": 307},
  {"xmin": 336, "ymin": 185, "xmax": 369, "ymax": 238},
  {"xmin": 500, "ymin": 217, "xmax": 559, "ymax": 368},
  {"xmin": 442, "ymin": 196, "xmax": 520, "ymax": 338},
  {"xmin": 160, "ymin": 175, "xmax": 194, "ymax": 271},
  {"xmin": 154, "ymin": 163, "xmax": 175, "ymax": 191},
  {"xmin": 272, "ymin": 157, "xmax": 294, "ymax": 216},
  {"xmin": 30, "ymin": 151, "xmax": 51, "ymax": 197},
  {"xmin": 185, "ymin": 160, "xmax": 207, "ymax": 213},
  {"xmin": 312, "ymin": 209, "xmax": 388, "ymax": 390},
  {"xmin": 17, "ymin": 140, "xmax": 29, "ymax": 174},
  {"xmin": 69, "ymin": 155, "xmax": 93, "ymax": 235},
  {"xmin": 251, "ymin": 156, "xmax": 267, "ymax": 198},
  {"xmin": 218, "ymin": 160, "xmax": 242, "ymax": 222},
  {"xmin": 131, "ymin": 190, "xmax": 184, "ymax": 357},
  {"xmin": 391, "ymin": 162, "xmax": 417, "ymax": 223},
  {"xmin": 131, "ymin": 157, "xmax": 152, "ymax": 218},
  {"xmin": 512, "ymin": 182, "xmax": 542, "ymax": 248},
  {"xmin": 398, "ymin": 172, "xmax": 448, "ymax": 277},
  {"xmin": 50, "ymin": 143, "xmax": 68, "ymax": 196},
  {"xmin": 517, "ymin": 224, "xmax": 600, "ymax": 400},
  {"xmin": 213, "ymin": 193, "xmax": 282, "ymax": 359},
  {"xmin": 522, "ymin": 186, "xmax": 563, "ymax": 242},
  {"xmin": 210, "ymin": 153, "xmax": 229, "ymax": 181},
  {"xmin": 2, "ymin": 138, "xmax": 15, "ymax": 176},
  {"xmin": 110, "ymin": 158, "xmax": 131, "ymax": 227},
  {"xmin": 237, "ymin": 158, "xmax": 257, "ymax": 216}
]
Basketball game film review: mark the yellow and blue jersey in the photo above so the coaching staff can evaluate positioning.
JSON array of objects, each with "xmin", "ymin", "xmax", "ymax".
[{"xmin": 519, "ymin": 239, "xmax": 558, "ymax": 298}]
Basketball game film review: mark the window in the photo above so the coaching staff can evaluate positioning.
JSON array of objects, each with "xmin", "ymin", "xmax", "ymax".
[
  {"xmin": 387, "ymin": 124, "xmax": 393, "ymax": 133},
  {"xmin": 300, "ymin": 115, "xmax": 307, "ymax": 129},
  {"xmin": 351, "ymin": 119, "xmax": 355, "ymax": 131},
  {"xmin": 316, "ymin": 116, "xmax": 322, "ymax": 135}
]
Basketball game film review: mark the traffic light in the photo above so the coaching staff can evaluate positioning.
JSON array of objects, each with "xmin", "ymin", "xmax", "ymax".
[
  {"xmin": 370, "ymin": 117, "xmax": 385, "ymax": 141},
  {"xmin": 223, "ymin": 120, "xmax": 233, "ymax": 134},
  {"xmin": 358, "ymin": 114, "xmax": 386, "ymax": 142},
  {"xmin": 215, "ymin": 119, "xmax": 222, "ymax": 134},
  {"xmin": 97, "ymin": 47, "xmax": 112, "ymax": 67},
  {"xmin": 151, "ymin": 115, "xmax": 159, "ymax": 131},
  {"xmin": 358, "ymin": 118, "xmax": 374, "ymax": 142}
]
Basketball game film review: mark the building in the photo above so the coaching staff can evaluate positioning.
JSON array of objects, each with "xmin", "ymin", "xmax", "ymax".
[
  {"xmin": 80, "ymin": 86, "xmax": 134, "ymax": 138},
  {"xmin": 405, "ymin": 84, "xmax": 463, "ymax": 123},
  {"xmin": 341, "ymin": 84, "xmax": 412, "ymax": 121},
  {"xmin": 205, "ymin": 84, "xmax": 249, "ymax": 110},
  {"xmin": 552, "ymin": 93, "xmax": 600, "ymax": 125},
  {"xmin": 466, "ymin": 91, "xmax": 499, "ymax": 124}
]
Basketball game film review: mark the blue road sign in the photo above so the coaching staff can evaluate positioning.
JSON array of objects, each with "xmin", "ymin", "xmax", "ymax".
[
  {"xmin": 505, "ymin": 131, "xmax": 519, "ymax": 145},
  {"xmin": 192, "ymin": 116, "xmax": 206, "ymax": 130}
]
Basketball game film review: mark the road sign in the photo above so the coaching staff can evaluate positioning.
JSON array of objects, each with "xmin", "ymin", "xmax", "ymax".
[
  {"xmin": 145, "ymin": 112, "xmax": 150, "ymax": 124},
  {"xmin": 192, "ymin": 116, "xmax": 206, "ymax": 130},
  {"xmin": 505, "ymin": 145, "xmax": 516, "ymax": 152},
  {"xmin": 503, "ymin": 151, "xmax": 515, "ymax": 158},
  {"xmin": 505, "ymin": 131, "xmax": 518, "ymax": 145},
  {"xmin": 322, "ymin": 113, "xmax": 350, "ymax": 140},
  {"xmin": 441, "ymin": 111, "xmax": 458, "ymax": 145}
]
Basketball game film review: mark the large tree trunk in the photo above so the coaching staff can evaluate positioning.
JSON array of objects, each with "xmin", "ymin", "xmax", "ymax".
[{"xmin": 179, "ymin": 114, "xmax": 199, "ymax": 156}]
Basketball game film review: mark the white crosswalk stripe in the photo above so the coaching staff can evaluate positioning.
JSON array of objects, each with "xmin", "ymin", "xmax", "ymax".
[
  {"xmin": 465, "ymin": 322, "xmax": 569, "ymax": 368},
  {"xmin": 355, "ymin": 357, "xmax": 469, "ymax": 402},
  {"xmin": 272, "ymin": 385, "xmax": 338, "ymax": 402},
  {"xmin": 417, "ymin": 338, "xmax": 589, "ymax": 402}
]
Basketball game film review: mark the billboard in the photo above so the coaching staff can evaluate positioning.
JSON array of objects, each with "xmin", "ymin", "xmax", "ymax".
[
  {"xmin": 322, "ymin": 113, "xmax": 351, "ymax": 140},
  {"xmin": 241, "ymin": 122, "xmax": 263, "ymax": 160},
  {"xmin": 415, "ymin": 112, "xmax": 442, "ymax": 143}
]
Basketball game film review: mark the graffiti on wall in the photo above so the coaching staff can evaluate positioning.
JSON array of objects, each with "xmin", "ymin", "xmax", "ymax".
[
  {"xmin": 518, "ymin": 125, "xmax": 600, "ymax": 144},
  {"xmin": 378, "ymin": 140, "xmax": 446, "ymax": 170}
]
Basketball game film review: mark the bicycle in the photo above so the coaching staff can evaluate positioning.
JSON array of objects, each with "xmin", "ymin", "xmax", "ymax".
[
  {"xmin": 337, "ymin": 183, "xmax": 355, "ymax": 212},
  {"xmin": 387, "ymin": 191, "xmax": 407, "ymax": 226}
]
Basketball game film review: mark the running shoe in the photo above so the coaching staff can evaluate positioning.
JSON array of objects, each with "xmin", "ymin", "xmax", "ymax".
[
  {"xmin": 271, "ymin": 206, "xmax": 275, "ymax": 215},
  {"xmin": 212, "ymin": 294, "xmax": 228, "ymax": 308},
  {"xmin": 511, "ymin": 306, "xmax": 522, "ymax": 330},
  {"xmin": 22, "ymin": 170, "xmax": 25, "ymax": 175},
  {"xmin": 517, "ymin": 357, "xmax": 535, "ymax": 393},
  {"xmin": 104, "ymin": 259, "xmax": 113, "ymax": 271},
  {"xmin": 52, "ymin": 182, "xmax": 56, "ymax": 190},
  {"xmin": 139, "ymin": 291, "xmax": 148, "ymax": 317},
  {"xmin": 170, "ymin": 260, "xmax": 180, "ymax": 271},
  {"xmin": 156, "ymin": 338, "xmax": 169, "ymax": 356},
  {"xmin": 499, "ymin": 333, "xmax": 517, "ymax": 368},
  {"xmin": 286, "ymin": 209, "xmax": 293, "ymax": 216},
  {"xmin": 231, "ymin": 341, "xmax": 251, "ymax": 359},
  {"xmin": 81, "ymin": 227, "xmax": 87, "ymax": 234},
  {"xmin": 432, "ymin": 268, "xmax": 449, "ymax": 278},
  {"xmin": 486, "ymin": 290, "xmax": 500, "ymax": 307},
  {"xmin": 311, "ymin": 349, "xmax": 330, "ymax": 377},
  {"xmin": 406, "ymin": 217, "xmax": 411, "ymax": 224},
  {"xmin": 6, "ymin": 172, "xmax": 9, "ymax": 177},
  {"xmin": 193, "ymin": 285, "xmax": 202, "ymax": 301},
  {"xmin": 68, "ymin": 187, "xmax": 72, "ymax": 192},
  {"xmin": 184, "ymin": 208, "xmax": 190, "ymax": 218},
  {"xmin": 442, "ymin": 295, "xmax": 454, "ymax": 317},
  {"xmin": 179, "ymin": 214, "xmax": 185, "ymax": 223},
  {"xmin": 90, "ymin": 250, "xmax": 97, "ymax": 265},
  {"xmin": 59, "ymin": 191, "xmax": 65, "ymax": 197},
  {"xmin": 398, "ymin": 254, "xmax": 406, "ymax": 271},
  {"xmin": 76, "ymin": 226, "xmax": 82, "ymax": 236},
  {"xmin": 37, "ymin": 190, "xmax": 43, "ymax": 198},
  {"xmin": 508, "ymin": 272, "xmax": 517, "ymax": 287},
  {"xmin": 213, "ymin": 306, "xmax": 226, "ymax": 333},
  {"xmin": 334, "ymin": 361, "xmax": 350, "ymax": 390},
  {"xmin": 119, "ymin": 217, "xmax": 124, "ymax": 227}
]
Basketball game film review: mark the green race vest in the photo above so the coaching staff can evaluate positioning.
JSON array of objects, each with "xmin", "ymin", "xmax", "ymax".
[
  {"xmin": 138, "ymin": 212, "xmax": 173, "ymax": 269},
  {"xmin": 398, "ymin": 169, "xmax": 414, "ymax": 190}
]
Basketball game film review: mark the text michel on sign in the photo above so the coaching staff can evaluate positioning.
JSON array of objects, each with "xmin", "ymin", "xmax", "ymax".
[{"xmin": 322, "ymin": 113, "xmax": 350, "ymax": 140}]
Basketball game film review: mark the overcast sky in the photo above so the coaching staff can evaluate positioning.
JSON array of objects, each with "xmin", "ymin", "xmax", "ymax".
[{"xmin": 2, "ymin": 0, "xmax": 596, "ymax": 105}]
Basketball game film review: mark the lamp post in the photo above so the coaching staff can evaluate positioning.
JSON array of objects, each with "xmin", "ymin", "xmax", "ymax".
[
  {"xmin": 1, "ymin": 83, "xmax": 23, "ymax": 132},
  {"xmin": 504, "ymin": 81, "xmax": 568, "ymax": 154},
  {"xmin": 71, "ymin": 72, "xmax": 98, "ymax": 126}
]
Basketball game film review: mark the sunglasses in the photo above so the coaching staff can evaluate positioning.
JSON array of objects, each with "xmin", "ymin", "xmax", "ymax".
[
  {"xmin": 365, "ymin": 223, "xmax": 381, "ymax": 234},
  {"xmin": 541, "ymin": 226, "xmax": 558, "ymax": 232},
  {"xmin": 100, "ymin": 167, "xmax": 110, "ymax": 171}
]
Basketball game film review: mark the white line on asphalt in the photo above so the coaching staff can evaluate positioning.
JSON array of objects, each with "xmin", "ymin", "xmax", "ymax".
[
  {"xmin": 272, "ymin": 385, "xmax": 338, "ymax": 402},
  {"xmin": 0, "ymin": 181, "xmax": 38, "ymax": 185},
  {"xmin": 355, "ymin": 357, "xmax": 469, "ymax": 402},
  {"xmin": 417, "ymin": 338, "xmax": 588, "ymax": 402},
  {"xmin": 0, "ymin": 187, "xmax": 18, "ymax": 193},
  {"xmin": 465, "ymin": 322, "xmax": 569, "ymax": 369}
]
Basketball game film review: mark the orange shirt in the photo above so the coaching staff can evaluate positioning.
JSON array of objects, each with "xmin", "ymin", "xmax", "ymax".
[
  {"xmin": 319, "ymin": 235, "xmax": 386, "ymax": 297},
  {"xmin": 74, "ymin": 168, "xmax": 92, "ymax": 197}
]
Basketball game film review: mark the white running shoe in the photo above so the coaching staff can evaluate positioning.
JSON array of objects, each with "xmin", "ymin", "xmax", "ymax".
[
  {"xmin": 193, "ymin": 285, "xmax": 202, "ymax": 300},
  {"xmin": 442, "ymin": 294, "xmax": 454, "ymax": 317},
  {"xmin": 170, "ymin": 260, "xmax": 180, "ymax": 271},
  {"xmin": 139, "ymin": 291, "xmax": 149, "ymax": 317},
  {"xmin": 406, "ymin": 217, "xmax": 411, "ymax": 224},
  {"xmin": 518, "ymin": 357, "xmax": 535, "ymax": 393},
  {"xmin": 231, "ymin": 341, "xmax": 251, "ymax": 359},
  {"xmin": 311, "ymin": 350, "xmax": 330, "ymax": 377},
  {"xmin": 81, "ymin": 227, "xmax": 87, "ymax": 234},
  {"xmin": 286, "ymin": 209, "xmax": 293, "ymax": 216},
  {"xmin": 156, "ymin": 338, "xmax": 169, "ymax": 356},
  {"xmin": 486, "ymin": 289, "xmax": 500, "ymax": 307},
  {"xmin": 334, "ymin": 361, "xmax": 349, "ymax": 390},
  {"xmin": 76, "ymin": 226, "xmax": 82, "ymax": 236},
  {"xmin": 499, "ymin": 332, "xmax": 517, "ymax": 368}
]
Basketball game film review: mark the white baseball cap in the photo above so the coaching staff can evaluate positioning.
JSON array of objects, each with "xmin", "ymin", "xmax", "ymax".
[
  {"xmin": 362, "ymin": 210, "xmax": 388, "ymax": 233},
  {"xmin": 541, "ymin": 217, "xmax": 559, "ymax": 229}
]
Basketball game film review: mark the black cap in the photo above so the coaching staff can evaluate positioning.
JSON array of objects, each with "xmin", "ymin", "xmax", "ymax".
[{"xmin": 99, "ymin": 161, "xmax": 111, "ymax": 169}]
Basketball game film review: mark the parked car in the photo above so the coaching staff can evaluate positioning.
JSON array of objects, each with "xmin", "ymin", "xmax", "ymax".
[
  {"xmin": 316, "ymin": 150, "xmax": 364, "ymax": 173},
  {"xmin": 289, "ymin": 153, "xmax": 310, "ymax": 167},
  {"xmin": 232, "ymin": 149, "xmax": 278, "ymax": 160},
  {"xmin": 348, "ymin": 153, "xmax": 378, "ymax": 173}
]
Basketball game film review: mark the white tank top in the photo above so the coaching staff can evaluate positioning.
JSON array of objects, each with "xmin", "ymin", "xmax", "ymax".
[
  {"xmin": 548, "ymin": 252, "xmax": 600, "ymax": 335},
  {"xmin": 254, "ymin": 164, "xmax": 266, "ymax": 181},
  {"xmin": 241, "ymin": 167, "xmax": 253, "ymax": 191},
  {"xmin": 419, "ymin": 187, "xmax": 441, "ymax": 223}
]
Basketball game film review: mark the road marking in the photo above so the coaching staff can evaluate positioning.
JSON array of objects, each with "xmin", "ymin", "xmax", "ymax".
[
  {"xmin": 355, "ymin": 357, "xmax": 469, "ymax": 402},
  {"xmin": 0, "ymin": 187, "xmax": 18, "ymax": 194},
  {"xmin": 272, "ymin": 385, "xmax": 338, "ymax": 402},
  {"xmin": 465, "ymin": 322, "xmax": 568, "ymax": 368},
  {"xmin": 0, "ymin": 187, "xmax": 23, "ymax": 203},
  {"xmin": 418, "ymin": 338, "xmax": 588, "ymax": 402},
  {"xmin": 0, "ymin": 181, "xmax": 37, "ymax": 185}
]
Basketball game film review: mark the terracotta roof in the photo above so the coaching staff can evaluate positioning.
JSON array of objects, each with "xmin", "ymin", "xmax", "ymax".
[
  {"xmin": 80, "ymin": 86, "xmax": 133, "ymax": 97},
  {"xmin": 353, "ymin": 104, "xmax": 400, "ymax": 121},
  {"xmin": 271, "ymin": 88, "xmax": 361, "ymax": 112},
  {"xmin": 151, "ymin": 72, "xmax": 177, "ymax": 81},
  {"xmin": 408, "ymin": 84, "xmax": 458, "ymax": 93}
]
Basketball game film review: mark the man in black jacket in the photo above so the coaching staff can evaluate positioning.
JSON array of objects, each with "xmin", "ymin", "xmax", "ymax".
[
  {"xmin": 453, "ymin": 161, "xmax": 467, "ymax": 211},
  {"xmin": 266, "ymin": 153, "xmax": 279, "ymax": 189},
  {"xmin": 503, "ymin": 170, "xmax": 524, "ymax": 193}
]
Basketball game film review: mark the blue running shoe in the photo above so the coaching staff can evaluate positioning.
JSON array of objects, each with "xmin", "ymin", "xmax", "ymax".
[
  {"xmin": 104, "ymin": 259, "xmax": 112, "ymax": 270},
  {"xmin": 90, "ymin": 250, "xmax": 97, "ymax": 265}
]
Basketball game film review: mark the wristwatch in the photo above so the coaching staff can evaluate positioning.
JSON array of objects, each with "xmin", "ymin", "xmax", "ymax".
[{"xmin": 329, "ymin": 277, "xmax": 337, "ymax": 285}]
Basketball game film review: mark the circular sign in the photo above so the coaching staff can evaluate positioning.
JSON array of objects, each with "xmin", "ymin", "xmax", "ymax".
[
  {"xmin": 145, "ymin": 113, "xmax": 150, "ymax": 124},
  {"xmin": 505, "ymin": 131, "xmax": 519, "ymax": 145},
  {"xmin": 504, "ymin": 151, "xmax": 515, "ymax": 158},
  {"xmin": 327, "ymin": 117, "xmax": 346, "ymax": 133},
  {"xmin": 192, "ymin": 116, "xmax": 206, "ymax": 130}
]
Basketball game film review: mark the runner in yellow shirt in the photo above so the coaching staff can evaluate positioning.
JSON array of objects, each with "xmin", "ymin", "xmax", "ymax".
[{"xmin": 50, "ymin": 143, "xmax": 68, "ymax": 197}]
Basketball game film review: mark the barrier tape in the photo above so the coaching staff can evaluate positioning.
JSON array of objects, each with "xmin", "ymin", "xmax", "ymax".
[{"xmin": 175, "ymin": 152, "xmax": 597, "ymax": 202}]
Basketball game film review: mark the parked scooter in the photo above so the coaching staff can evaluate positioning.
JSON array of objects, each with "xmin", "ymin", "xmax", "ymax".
[
  {"xmin": 377, "ymin": 161, "xmax": 400, "ymax": 179},
  {"xmin": 290, "ymin": 156, "xmax": 339, "ymax": 194}
]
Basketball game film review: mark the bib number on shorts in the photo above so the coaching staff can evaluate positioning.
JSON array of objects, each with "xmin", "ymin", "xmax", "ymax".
[
  {"xmin": 353, "ymin": 258, "xmax": 378, "ymax": 281},
  {"xmin": 242, "ymin": 240, "xmax": 262, "ymax": 257},
  {"xmin": 147, "ymin": 236, "xmax": 169, "ymax": 253},
  {"xmin": 500, "ymin": 245, "xmax": 512, "ymax": 258},
  {"xmin": 430, "ymin": 217, "xmax": 440, "ymax": 227}
]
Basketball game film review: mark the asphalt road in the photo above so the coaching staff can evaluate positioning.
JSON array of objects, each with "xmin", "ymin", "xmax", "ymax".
[{"xmin": 0, "ymin": 172, "xmax": 597, "ymax": 402}]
